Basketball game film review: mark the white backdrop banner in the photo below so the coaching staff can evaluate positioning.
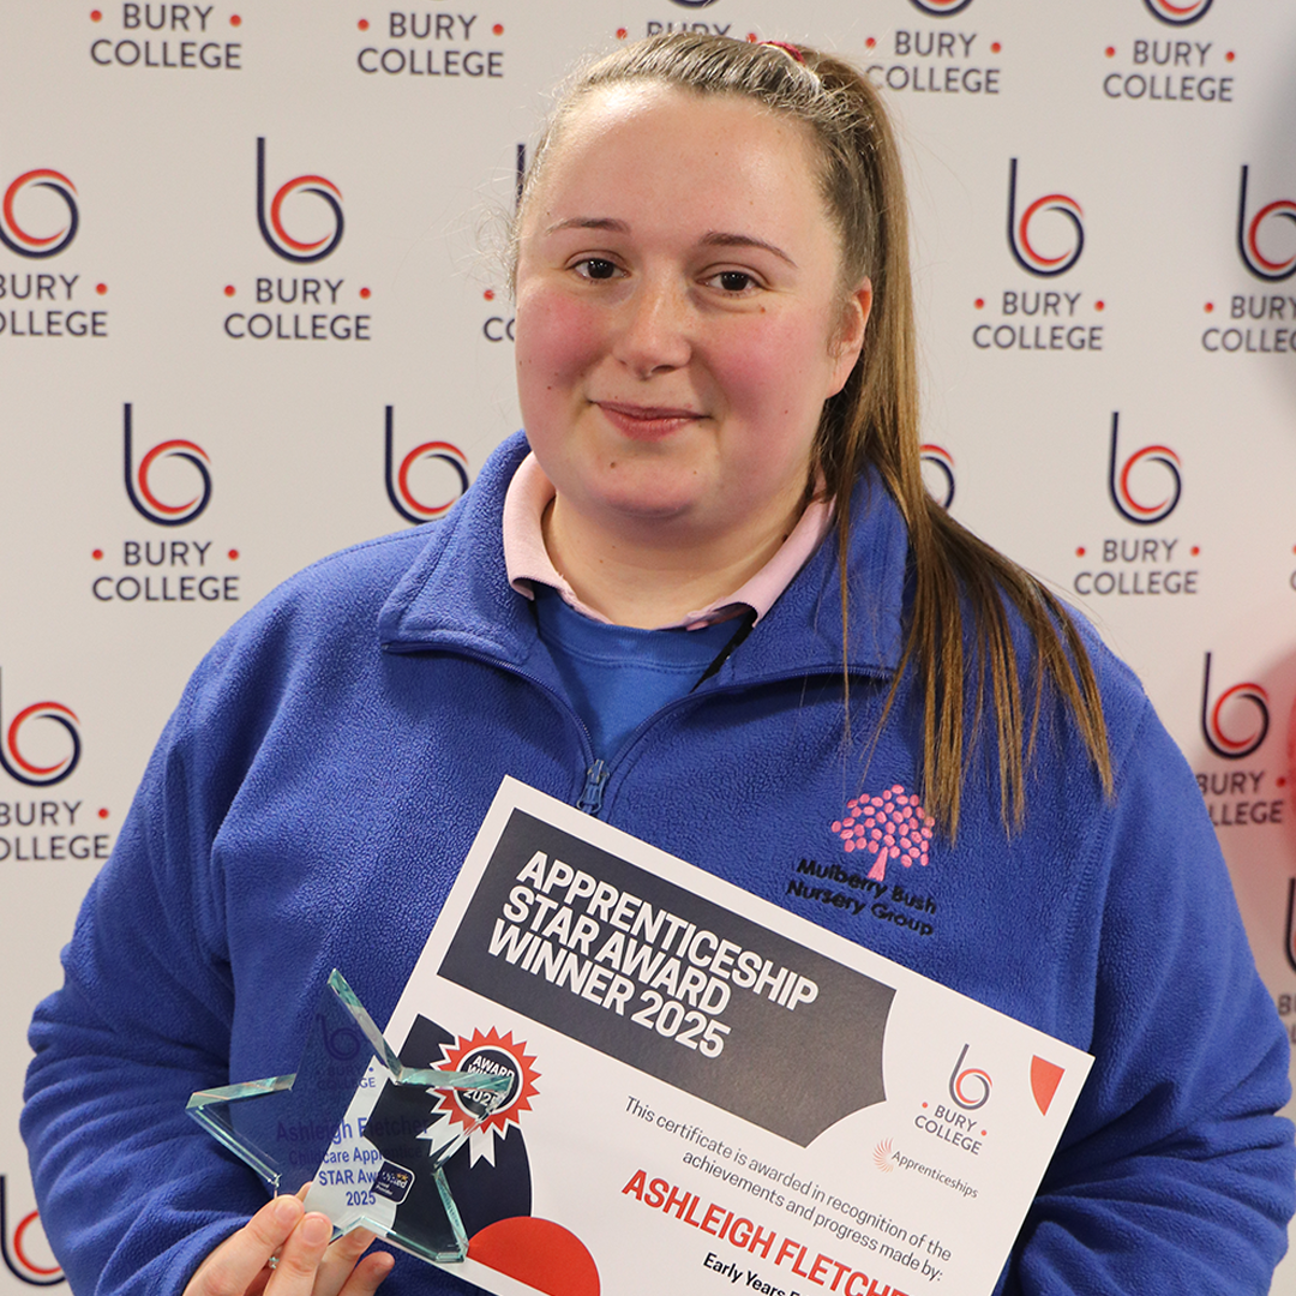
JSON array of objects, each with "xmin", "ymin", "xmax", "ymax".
[{"xmin": 2, "ymin": 0, "xmax": 1295, "ymax": 1287}]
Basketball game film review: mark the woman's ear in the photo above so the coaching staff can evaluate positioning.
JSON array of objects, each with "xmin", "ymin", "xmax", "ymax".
[{"xmin": 828, "ymin": 278, "xmax": 873, "ymax": 396}]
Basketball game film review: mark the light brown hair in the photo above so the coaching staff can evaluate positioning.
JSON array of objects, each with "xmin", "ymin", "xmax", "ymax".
[{"xmin": 515, "ymin": 33, "xmax": 1112, "ymax": 836}]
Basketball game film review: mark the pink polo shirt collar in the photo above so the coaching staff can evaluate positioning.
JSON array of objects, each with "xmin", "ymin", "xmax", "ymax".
[{"xmin": 502, "ymin": 452, "xmax": 832, "ymax": 630}]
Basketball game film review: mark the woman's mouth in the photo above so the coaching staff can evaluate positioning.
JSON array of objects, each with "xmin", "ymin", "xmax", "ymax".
[{"xmin": 594, "ymin": 401, "xmax": 703, "ymax": 441}]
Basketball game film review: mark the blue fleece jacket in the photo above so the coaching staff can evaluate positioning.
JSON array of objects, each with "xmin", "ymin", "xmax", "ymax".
[{"xmin": 23, "ymin": 433, "xmax": 1295, "ymax": 1295}]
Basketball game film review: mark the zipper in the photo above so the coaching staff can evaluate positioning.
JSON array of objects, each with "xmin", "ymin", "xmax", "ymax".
[
  {"xmin": 385, "ymin": 637, "xmax": 891, "ymax": 819},
  {"xmin": 576, "ymin": 759, "xmax": 609, "ymax": 816}
]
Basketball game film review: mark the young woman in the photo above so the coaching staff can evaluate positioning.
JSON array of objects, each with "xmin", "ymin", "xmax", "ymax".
[{"xmin": 23, "ymin": 34, "xmax": 1294, "ymax": 1296}]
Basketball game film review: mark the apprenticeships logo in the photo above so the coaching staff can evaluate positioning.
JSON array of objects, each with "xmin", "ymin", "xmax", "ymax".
[
  {"xmin": 1007, "ymin": 159, "xmax": 1084, "ymax": 277},
  {"xmin": 0, "ymin": 169, "xmax": 78, "ymax": 259},
  {"xmin": 123, "ymin": 404, "xmax": 212, "ymax": 526},
  {"xmin": 1107, "ymin": 412, "xmax": 1181, "ymax": 525},
  {"xmin": 1201, "ymin": 653, "xmax": 1270, "ymax": 760},
  {"xmin": 0, "ymin": 672, "xmax": 80, "ymax": 789},
  {"xmin": 256, "ymin": 137, "xmax": 343, "ymax": 264},
  {"xmin": 1236, "ymin": 167, "xmax": 1296, "ymax": 283},
  {"xmin": 920, "ymin": 444, "xmax": 955, "ymax": 509},
  {"xmin": 910, "ymin": 0, "xmax": 976, "ymax": 15},
  {"xmin": 0, "ymin": 1177, "xmax": 63, "ymax": 1287},
  {"xmin": 1143, "ymin": 0, "xmax": 1214, "ymax": 25},
  {"xmin": 948, "ymin": 1044, "xmax": 991, "ymax": 1111},
  {"xmin": 384, "ymin": 406, "xmax": 470, "ymax": 523}
]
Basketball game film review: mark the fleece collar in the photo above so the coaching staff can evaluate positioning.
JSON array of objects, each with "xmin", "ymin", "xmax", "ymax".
[{"xmin": 377, "ymin": 432, "xmax": 908, "ymax": 686}]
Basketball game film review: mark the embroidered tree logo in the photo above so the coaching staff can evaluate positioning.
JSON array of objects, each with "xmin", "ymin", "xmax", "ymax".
[{"xmin": 831, "ymin": 784, "xmax": 934, "ymax": 882}]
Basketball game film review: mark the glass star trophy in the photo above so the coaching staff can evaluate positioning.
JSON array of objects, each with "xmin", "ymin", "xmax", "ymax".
[{"xmin": 186, "ymin": 969, "xmax": 511, "ymax": 1263}]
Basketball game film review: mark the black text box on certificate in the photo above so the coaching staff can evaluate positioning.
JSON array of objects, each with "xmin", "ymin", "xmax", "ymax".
[{"xmin": 438, "ymin": 809, "xmax": 895, "ymax": 1147}]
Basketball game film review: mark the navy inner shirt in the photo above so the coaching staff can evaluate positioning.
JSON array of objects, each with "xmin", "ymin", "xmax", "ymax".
[{"xmin": 531, "ymin": 583, "xmax": 741, "ymax": 761}]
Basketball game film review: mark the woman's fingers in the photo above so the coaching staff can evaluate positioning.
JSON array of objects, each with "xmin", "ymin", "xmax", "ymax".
[
  {"xmin": 183, "ymin": 1197, "xmax": 393, "ymax": 1296},
  {"xmin": 335, "ymin": 1248, "xmax": 396, "ymax": 1296},
  {"xmin": 310, "ymin": 1227, "xmax": 390, "ymax": 1296},
  {"xmin": 183, "ymin": 1196, "xmax": 306, "ymax": 1296},
  {"xmin": 268, "ymin": 1216, "xmax": 394, "ymax": 1296},
  {"xmin": 264, "ymin": 1211, "xmax": 332, "ymax": 1291}
]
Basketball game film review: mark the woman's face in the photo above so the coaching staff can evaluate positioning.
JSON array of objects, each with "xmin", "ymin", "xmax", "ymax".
[{"xmin": 514, "ymin": 83, "xmax": 870, "ymax": 549}]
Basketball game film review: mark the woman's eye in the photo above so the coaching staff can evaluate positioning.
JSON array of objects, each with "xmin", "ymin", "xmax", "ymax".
[
  {"xmin": 711, "ymin": 270, "xmax": 757, "ymax": 293},
  {"xmin": 574, "ymin": 258, "xmax": 621, "ymax": 280}
]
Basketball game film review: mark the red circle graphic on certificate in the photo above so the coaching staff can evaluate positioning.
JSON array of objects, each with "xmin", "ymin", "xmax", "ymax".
[{"xmin": 469, "ymin": 1217, "xmax": 600, "ymax": 1296}]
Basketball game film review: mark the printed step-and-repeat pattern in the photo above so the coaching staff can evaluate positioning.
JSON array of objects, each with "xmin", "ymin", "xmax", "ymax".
[{"xmin": 2, "ymin": 0, "xmax": 1295, "ymax": 1286}]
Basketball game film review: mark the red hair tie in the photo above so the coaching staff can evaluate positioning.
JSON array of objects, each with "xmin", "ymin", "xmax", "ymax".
[{"xmin": 760, "ymin": 40, "xmax": 805, "ymax": 64}]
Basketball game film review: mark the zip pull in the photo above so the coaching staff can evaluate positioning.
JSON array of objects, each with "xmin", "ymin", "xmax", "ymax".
[{"xmin": 577, "ymin": 759, "xmax": 608, "ymax": 816}]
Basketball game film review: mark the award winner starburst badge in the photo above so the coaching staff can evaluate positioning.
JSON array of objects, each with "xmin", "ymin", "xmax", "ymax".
[{"xmin": 434, "ymin": 1027, "xmax": 540, "ymax": 1166}]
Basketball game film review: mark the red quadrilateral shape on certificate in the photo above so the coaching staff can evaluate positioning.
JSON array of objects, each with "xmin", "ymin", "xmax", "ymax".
[{"xmin": 1031, "ymin": 1056, "xmax": 1065, "ymax": 1115}]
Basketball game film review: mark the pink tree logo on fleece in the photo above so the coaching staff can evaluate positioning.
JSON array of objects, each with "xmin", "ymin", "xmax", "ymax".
[{"xmin": 831, "ymin": 785, "xmax": 934, "ymax": 882}]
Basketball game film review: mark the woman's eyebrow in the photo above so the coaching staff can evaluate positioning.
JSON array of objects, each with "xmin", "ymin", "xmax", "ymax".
[
  {"xmin": 700, "ymin": 230, "xmax": 797, "ymax": 267},
  {"xmin": 544, "ymin": 216, "xmax": 631, "ymax": 235},
  {"xmin": 544, "ymin": 219, "xmax": 796, "ymax": 268}
]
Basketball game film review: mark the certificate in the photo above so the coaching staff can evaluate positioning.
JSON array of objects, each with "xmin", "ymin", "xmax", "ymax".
[{"xmin": 305, "ymin": 777, "xmax": 1091, "ymax": 1296}]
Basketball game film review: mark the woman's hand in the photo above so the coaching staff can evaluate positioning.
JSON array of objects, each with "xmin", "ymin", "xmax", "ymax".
[{"xmin": 183, "ymin": 1195, "xmax": 394, "ymax": 1296}]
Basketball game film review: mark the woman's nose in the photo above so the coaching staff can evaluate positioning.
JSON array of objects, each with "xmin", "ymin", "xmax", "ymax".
[{"xmin": 612, "ymin": 274, "xmax": 693, "ymax": 377}]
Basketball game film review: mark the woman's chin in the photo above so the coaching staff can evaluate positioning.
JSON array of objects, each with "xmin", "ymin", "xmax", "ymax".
[
  {"xmin": 592, "ymin": 492, "xmax": 700, "ymax": 530},
  {"xmin": 576, "ymin": 469, "xmax": 714, "ymax": 529}
]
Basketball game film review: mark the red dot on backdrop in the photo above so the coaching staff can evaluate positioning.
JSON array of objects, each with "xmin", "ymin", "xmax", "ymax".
[
  {"xmin": 358, "ymin": 18, "xmax": 369, "ymax": 31},
  {"xmin": 1076, "ymin": 547, "xmax": 1086, "ymax": 557},
  {"xmin": 747, "ymin": 33, "xmax": 758, "ymax": 42},
  {"xmin": 1205, "ymin": 301, "xmax": 1214, "ymax": 313},
  {"xmin": 224, "ymin": 284, "xmax": 235, "ymax": 297},
  {"xmin": 484, "ymin": 289, "xmax": 495, "ymax": 301},
  {"xmin": 1191, "ymin": 545, "xmax": 1200, "ymax": 556},
  {"xmin": 615, "ymin": 27, "xmax": 627, "ymax": 39},
  {"xmin": 865, "ymin": 37, "xmax": 876, "ymax": 49},
  {"xmin": 96, "ymin": 283, "xmax": 107, "ymax": 295},
  {"xmin": 229, "ymin": 13, "xmax": 241, "ymax": 25},
  {"xmin": 1095, "ymin": 300, "xmax": 1105, "ymax": 311},
  {"xmin": 922, "ymin": 1102, "xmax": 928, "ymax": 1109},
  {"xmin": 228, "ymin": 549, "xmax": 240, "ymax": 561},
  {"xmin": 991, "ymin": 41, "xmax": 1001, "ymax": 53},
  {"xmin": 91, "ymin": 9, "xmax": 102, "ymax": 20},
  {"xmin": 98, "ymin": 808, "xmax": 109, "ymax": 819},
  {"xmin": 359, "ymin": 287, "xmax": 371, "ymax": 299},
  {"xmin": 1226, "ymin": 50, "xmax": 1235, "ymax": 61},
  {"xmin": 1279, "ymin": 777, "xmax": 1288, "ymax": 788},
  {"xmin": 493, "ymin": 23, "xmax": 503, "ymax": 35},
  {"xmin": 92, "ymin": 549, "xmax": 104, "ymax": 561},
  {"xmin": 1105, "ymin": 46, "xmax": 1115, "ymax": 58},
  {"xmin": 974, "ymin": 297, "xmax": 984, "ymax": 309}
]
